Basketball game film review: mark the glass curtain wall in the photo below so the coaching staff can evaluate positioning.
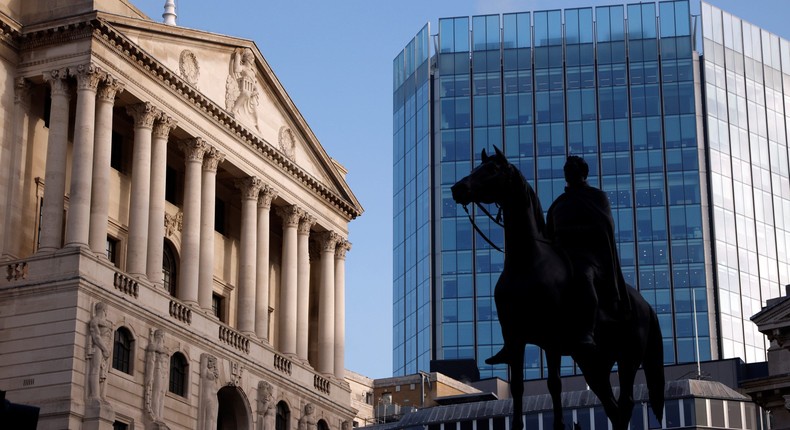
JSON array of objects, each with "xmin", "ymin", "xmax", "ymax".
[
  {"xmin": 393, "ymin": 24, "xmax": 431, "ymax": 376},
  {"xmin": 701, "ymin": 1, "xmax": 789, "ymax": 363}
]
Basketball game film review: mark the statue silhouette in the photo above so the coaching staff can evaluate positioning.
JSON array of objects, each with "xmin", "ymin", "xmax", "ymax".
[{"xmin": 451, "ymin": 148, "xmax": 665, "ymax": 430}]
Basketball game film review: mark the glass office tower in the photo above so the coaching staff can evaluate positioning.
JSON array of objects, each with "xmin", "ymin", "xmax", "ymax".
[{"xmin": 392, "ymin": 1, "xmax": 790, "ymax": 379}]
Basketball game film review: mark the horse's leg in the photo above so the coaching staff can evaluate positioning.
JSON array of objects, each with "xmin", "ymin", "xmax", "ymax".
[
  {"xmin": 546, "ymin": 351, "xmax": 565, "ymax": 430},
  {"xmin": 509, "ymin": 343, "xmax": 525, "ymax": 430},
  {"xmin": 576, "ymin": 355, "xmax": 620, "ymax": 430},
  {"xmin": 616, "ymin": 361, "xmax": 639, "ymax": 430}
]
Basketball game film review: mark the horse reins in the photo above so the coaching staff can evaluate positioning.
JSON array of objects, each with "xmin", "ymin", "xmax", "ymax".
[{"xmin": 462, "ymin": 202, "xmax": 505, "ymax": 253}]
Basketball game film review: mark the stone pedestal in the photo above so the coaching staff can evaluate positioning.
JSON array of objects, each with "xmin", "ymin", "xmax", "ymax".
[{"xmin": 82, "ymin": 400, "xmax": 115, "ymax": 430}]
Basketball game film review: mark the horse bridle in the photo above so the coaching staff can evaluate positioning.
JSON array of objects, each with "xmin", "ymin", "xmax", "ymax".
[{"xmin": 462, "ymin": 202, "xmax": 504, "ymax": 253}]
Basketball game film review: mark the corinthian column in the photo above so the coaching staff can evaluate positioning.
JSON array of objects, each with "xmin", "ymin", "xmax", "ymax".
[
  {"xmin": 65, "ymin": 64, "xmax": 104, "ymax": 248},
  {"xmin": 146, "ymin": 113, "xmax": 177, "ymax": 287},
  {"xmin": 198, "ymin": 148, "xmax": 225, "ymax": 309},
  {"xmin": 276, "ymin": 205, "xmax": 302, "ymax": 356},
  {"xmin": 317, "ymin": 231, "xmax": 339, "ymax": 375},
  {"xmin": 89, "ymin": 74, "xmax": 124, "ymax": 255},
  {"xmin": 256, "ymin": 186, "xmax": 277, "ymax": 340},
  {"xmin": 178, "ymin": 138, "xmax": 207, "ymax": 305},
  {"xmin": 296, "ymin": 213, "xmax": 315, "ymax": 361},
  {"xmin": 236, "ymin": 176, "xmax": 262, "ymax": 335},
  {"xmin": 38, "ymin": 69, "xmax": 71, "ymax": 252},
  {"xmin": 125, "ymin": 103, "xmax": 160, "ymax": 277},
  {"xmin": 2, "ymin": 78, "xmax": 33, "ymax": 259},
  {"xmin": 334, "ymin": 240, "xmax": 351, "ymax": 379}
]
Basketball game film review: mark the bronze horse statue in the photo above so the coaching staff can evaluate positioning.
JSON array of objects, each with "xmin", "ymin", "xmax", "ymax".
[{"xmin": 451, "ymin": 148, "xmax": 664, "ymax": 430}]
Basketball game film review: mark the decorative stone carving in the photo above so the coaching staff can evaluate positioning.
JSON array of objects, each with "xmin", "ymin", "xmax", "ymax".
[
  {"xmin": 179, "ymin": 49, "xmax": 200, "ymax": 86},
  {"xmin": 71, "ymin": 63, "xmax": 105, "ymax": 91},
  {"xmin": 86, "ymin": 302, "xmax": 113, "ymax": 405},
  {"xmin": 336, "ymin": 240, "xmax": 352, "ymax": 260},
  {"xmin": 144, "ymin": 329, "xmax": 169, "ymax": 424},
  {"xmin": 203, "ymin": 147, "xmax": 226, "ymax": 172},
  {"xmin": 276, "ymin": 205, "xmax": 303, "ymax": 228},
  {"xmin": 230, "ymin": 361, "xmax": 244, "ymax": 386},
  {"xmin": 225, "ymin": 47, "xmax": 261, "ymax": 132},
  {"xmin": 256, "ymin": 381, "xmax": 275, "ymax": 430},
  {"xmin": 318, "ymin": 231, "xmax": 340, "ymax": 253},
  {"xmin": 258, "ymin": 186, "xmax": 278, "ymax": 209},
  {"xmin": 199, "ymin": 354, "xmax": 219, "ymax": 430},
  {"xmin": 298, "ymin": 213, "xmax": 315, "ymax": 235},
  {"xmin": 96, "ymin": 74, "xmax": 124, "ymax": 103},
  {"xmin": 164, "ymin": 211, "xmax": 183, "ymax": 237},
  {"xmin": 278, "ymin": 126, "xmax": 296, "ymax": 161},
  {"xmin": 342, "ymin": 421, "xmax": 351, "ymax": 430},
  {"xmin": 153, "ymin": 113, "xmax": 177, "ymax": 139},
  {"xmin": 6, "ymin": 262, "xmax": 28, "ymax": 281},
  {"xmin": 179, "ymin": 137, "xmax": 208, "ymax": 162},
  {"xmin": 236, "ymin": 177, "xmax": 263, "ymax": 200},
  {"xmin": 297, "ymin": 403, "xmax": 317, "ymax": 430},
  {"xmin": 126, "ymin": 102, "xmax": 160, "ymax": 129},
  {"xmin": 14, "ymin": 77, "xmax": 32, "ymax": 106},
  {"xmin": 43, "ymin": 68, "xmax": 71, "ymax": 98}
]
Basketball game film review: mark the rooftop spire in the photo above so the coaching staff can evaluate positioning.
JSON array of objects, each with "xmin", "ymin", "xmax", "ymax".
[{"xmin": 163, "ymin": 0, "xmax": 177, "ymax": 26}]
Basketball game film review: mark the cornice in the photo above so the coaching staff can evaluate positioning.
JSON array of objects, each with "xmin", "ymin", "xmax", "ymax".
[
  {"xmin": 88, "ymin": 18, "xmax": 362, "ymax": 221},
  {"xmin": 0, "ymin": 12, "xmax": 22, "ymax": 48}
]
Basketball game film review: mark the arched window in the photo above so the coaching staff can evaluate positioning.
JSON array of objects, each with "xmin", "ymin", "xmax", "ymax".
[
  {"xmin": 163, "ymin": 240, "xmax": 178, "ymax": 296},
  {"xmin": 169, "ymin": 352, "xmax": 188, "ymax": 396},
  {"xmin": 276, "ymin": 401, "xmax": 290, "ymax": 430},
  {"xmin": 317, "ymin": 420, "xmax": 330, "ymax": 430},
  {"xmin": 112, "ymin": 327, "xmax": 133, "ymax": 374}
]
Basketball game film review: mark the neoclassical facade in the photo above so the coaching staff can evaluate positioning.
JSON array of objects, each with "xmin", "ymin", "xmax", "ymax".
[{"xmin": 0, "ymin": 1, "xmax": 363, "ymax": 429}]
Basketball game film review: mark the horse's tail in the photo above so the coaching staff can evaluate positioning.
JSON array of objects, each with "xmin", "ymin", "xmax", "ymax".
[{"xmin": 644, "ymin": 308, "xmax": 665, "ymax": 424}]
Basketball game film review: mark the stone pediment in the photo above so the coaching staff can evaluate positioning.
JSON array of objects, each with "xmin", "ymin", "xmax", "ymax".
[
  {"xmin": 751, "ymin": 295, "xmax": 790, "ymax": 347},
  {"xmin": 97, "ymin": 14, "xmax": 361, "ymax": 216}
]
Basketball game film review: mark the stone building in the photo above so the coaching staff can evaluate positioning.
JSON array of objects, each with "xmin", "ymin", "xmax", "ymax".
[{"xmin": 0, "ymin": 1, "xmax": 363, "ymax": 429}]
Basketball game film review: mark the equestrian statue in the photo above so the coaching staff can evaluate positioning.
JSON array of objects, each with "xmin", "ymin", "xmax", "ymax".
[{"xmin": 451, "ymin": 147, "xmax": 665, "ymax": 430}]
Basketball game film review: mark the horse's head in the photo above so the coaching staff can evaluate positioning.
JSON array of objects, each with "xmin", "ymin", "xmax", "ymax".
[{"xmin": 451, "ymin": 146, "xmax": 512, "ymax": 207}]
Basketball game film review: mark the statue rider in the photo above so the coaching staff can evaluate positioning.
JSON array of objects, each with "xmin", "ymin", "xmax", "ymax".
[{"xmin": 546, "ymin": 155, "xmax": 631, "ymax": 351}]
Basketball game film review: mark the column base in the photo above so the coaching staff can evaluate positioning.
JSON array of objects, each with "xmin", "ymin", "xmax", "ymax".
[{"xmin": 83, "ymin": 399, "xmax": 115, "ymax": 430}]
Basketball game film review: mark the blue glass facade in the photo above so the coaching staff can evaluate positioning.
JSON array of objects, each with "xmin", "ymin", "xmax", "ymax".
[{"xmin": 392, "ymin": 1, "xmax": 790, "ymax": 379}]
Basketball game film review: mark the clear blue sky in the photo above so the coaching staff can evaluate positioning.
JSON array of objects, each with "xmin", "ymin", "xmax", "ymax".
[{"xmin": 135, "ymin": 0, "xmax": 790, "ymax": 379}]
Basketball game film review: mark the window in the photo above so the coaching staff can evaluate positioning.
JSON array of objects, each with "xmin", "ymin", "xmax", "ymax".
[
  {"xmin": 276, "ymin": 402, "xmax": 290, "ymax": 430},
  {"xmin": 106, "ymin": 236, "xmax": 119, "ymax": 267},
  {"xmin": 110, "ymin": 132, "xmax": 124, "ymax": 172},
  {"xmin": 212, "ymin": 293, "xmax": 225, "ymax": 322},
  {"xmin": 112, "ymin": 327, "xmax": 133, "ymax": 374},
  {"xmin": 317, "ymin": 420, "xmax": 330, "ymax": 430},
  {"xmin": 165, "ymin": 165, "xmax": 179, "ymax": 204},
  {"xmin": 169, "ymin": 352, "xmax": 188, "ymax": 396},
  {"xmin": 113, "ymin": 422, "xmax": 128, "ymax": 430},
  {"xmin": 215, "ymin": 199, "xmax": 226, "ymax": 234},
  {"xmin": 163, "ymin": 241, "xmax": 177, "ymax": 297}
]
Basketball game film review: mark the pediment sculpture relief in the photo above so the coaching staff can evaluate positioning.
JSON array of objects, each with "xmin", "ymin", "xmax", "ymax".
[
  {"xmin": 278, "ymin": 126, "xmax": 296, "ymax": 161},
  {"xmin": 179, "ymin": 50, "xmax": 200, "ymax": 87},
  {"xmin": 226, "ymin": 47, "xmax": 262, "ymax": 133}
]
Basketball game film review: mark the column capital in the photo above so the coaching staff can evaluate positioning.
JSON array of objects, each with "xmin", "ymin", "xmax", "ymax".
[
  {"xmin": 276, "ymin": 205, "xmax": 303, "ymax": 228},
  {"xmin": 179, "ymin": 137, "xmax": 208, "ymax": 162},
  {"xmin": 317, "ymin": 231, "xmax": 340, "ymax": 253},
  {"xmin": 153, "ymin": 113, "xmax": 177, "ymax": 139},
  {"xmin": 258, "ymin": 185, "xmax": 278, "ymax": 209},
  {"xmin": 235, "ymin": 176, "xmax": 263, "ymax": 200},
  {"xmin": 335, "ymin": 240, "xmax": 352, "ymax": 260},
  {"xmin": 297, "ymin": 213, "xmax": 315, "ymax": 235},
  {"xmin": 97, "ymin": 74, "xmax": 124, "ymax": 103},
  {"xmin": 126, "ymin": 102, "xmax": 160, "ymax": 129},
  {"xmin": 14, "ymin": 78, "xmax": 32, "ymax": 106},
  {"xmin": 43, "ymin": 68, "xmax": 71, "ymax": 97},
  {"xmin": 203, "ymin": 147, "xmax": 226, "ymax": 172},
  {"xmin": 70, "ymin": 63, "xmax": 105, "ymax": 92}
]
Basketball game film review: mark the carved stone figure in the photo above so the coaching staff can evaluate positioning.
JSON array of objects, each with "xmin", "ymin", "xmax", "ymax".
[
  {"xmin": 199, "ymin": 354, "xmax": 219, "ymax": 430},
  {"xmin": 225, "ymin": 47, "xmax": 261, "ymax": 132},
  {"xmin": 86, "ymin": 302, "xmax": 113, "ymax": 404},
  {"xmin": 144, "ymin": 329, "xmax": 169, "ymax": 423},
  {"xmin": 298, "ymin": 403, "xmax": 316, "ymax": 430},
  {"xmin": 256, "ymin": 381, "xmax": 275, "ymax": 430}
]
